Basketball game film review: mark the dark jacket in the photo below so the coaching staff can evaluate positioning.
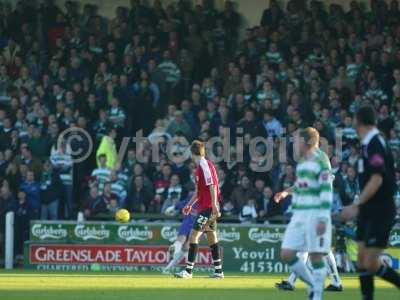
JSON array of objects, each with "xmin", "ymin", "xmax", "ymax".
[
  {"xmin": 0, "ymin": 193, "xmax": 14, "ymax": 229},
  {"xmin": 40, "ymin": 170, "xmax": 62, "ymax": 205},
  {"xmin": 126, "ymin": 186, "xmax": 153, "ymax": 213},
  {"xmin": 82, "ymin": 194, "xmax": 108, "ymax": 217},
  {"xmin": 20, "ymin": 180, "xmax": 41, "ymax": 210}
]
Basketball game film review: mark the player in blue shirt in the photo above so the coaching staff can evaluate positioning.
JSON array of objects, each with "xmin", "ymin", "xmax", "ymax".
[{"xmin": 162, "ymin": 192, "xmax": 198, "ymax": 274}]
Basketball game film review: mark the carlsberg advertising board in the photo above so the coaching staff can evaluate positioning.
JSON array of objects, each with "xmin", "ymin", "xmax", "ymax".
[{"xmin": 26, "ymin": 221, "xmax": 400, "ymax": 273}]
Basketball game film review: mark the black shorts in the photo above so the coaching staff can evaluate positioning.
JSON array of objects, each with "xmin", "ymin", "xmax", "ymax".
[
  {"xmin": 193, "ymin": 208, "xmax": 217, "ymax": 233},
  {"xmin": 356, "ymin": 214, "xmax": 395, "ymax": 248}
]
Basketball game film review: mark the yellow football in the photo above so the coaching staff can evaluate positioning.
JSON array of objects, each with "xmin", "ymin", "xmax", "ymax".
[{"xmin": 115, "ymin": 209, "xmax": 130, "ymax": 223}]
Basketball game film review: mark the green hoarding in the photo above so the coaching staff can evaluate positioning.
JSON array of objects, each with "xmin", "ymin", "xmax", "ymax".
[{"xmin": 25, "ymin": 221, "xmax": 400, "ymax": 273}]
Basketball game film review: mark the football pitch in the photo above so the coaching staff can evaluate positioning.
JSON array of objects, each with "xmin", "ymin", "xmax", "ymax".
[{"xmin": 0, "ymin": 271, "xmax": 398, "ymax": 300}]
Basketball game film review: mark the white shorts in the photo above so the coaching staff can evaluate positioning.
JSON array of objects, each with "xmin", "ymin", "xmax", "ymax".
[{"xmin": 281, "ymin": 213, "xmax": 332, "ymax": 253}]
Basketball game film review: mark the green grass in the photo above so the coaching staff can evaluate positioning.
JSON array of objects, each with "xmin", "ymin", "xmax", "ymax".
[{"xmin": 0, "ymin": 271, "xmax": 398, "ymax": 300}]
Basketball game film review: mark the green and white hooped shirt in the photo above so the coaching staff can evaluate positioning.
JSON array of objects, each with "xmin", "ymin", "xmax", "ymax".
[{"xmin": 292, "ymin": 148, "xmax": 333, "ymax": 214}]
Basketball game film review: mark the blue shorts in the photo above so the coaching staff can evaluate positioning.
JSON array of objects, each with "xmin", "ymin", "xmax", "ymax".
[{"xmin": 177, "ymin": 215, "xmax": 195, "ymax": 237}]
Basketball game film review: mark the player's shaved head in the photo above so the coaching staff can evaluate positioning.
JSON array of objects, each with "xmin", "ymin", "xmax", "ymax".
[
  {"xmin": 190, "ymin": 140, "xmax": 206, "ymax": 157},
  {"xmin": 300, "ymin": 127, "xmax": 320, "ymax": 148}
]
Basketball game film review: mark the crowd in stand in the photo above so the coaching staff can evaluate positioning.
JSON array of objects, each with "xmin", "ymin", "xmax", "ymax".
[{"xmin": 0, "ymin": 0, "xmax": 400, "ymax": 256}]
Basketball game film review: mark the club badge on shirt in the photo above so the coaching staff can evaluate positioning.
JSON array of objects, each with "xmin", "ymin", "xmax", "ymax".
[
  {"xmin": 369, "ymin": 153, "xmax": 384, "ymax": 167},
  {"xmin": 320, "ymin": 171, "xmax": 330, "ymax": 182}
]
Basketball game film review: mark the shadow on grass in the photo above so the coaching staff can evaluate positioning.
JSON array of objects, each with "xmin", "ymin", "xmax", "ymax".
[
  {"xmin": 0, "ymin": 288, "xmax": 399, "ymax": 300},
  {"xmin": 0, "ymin": 271, "xmax": 282, "ymax": 277}
]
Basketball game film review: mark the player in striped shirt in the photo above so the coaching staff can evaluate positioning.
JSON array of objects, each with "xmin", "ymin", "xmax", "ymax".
[{"xmin": 275, "ymin": 127, "xmax": 333, "ymax": 300}]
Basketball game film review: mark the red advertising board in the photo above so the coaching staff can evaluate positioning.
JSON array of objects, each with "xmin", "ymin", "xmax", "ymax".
[{"xmin": 29, "ymin": 244, "xmax": 213, "ymax": 266}]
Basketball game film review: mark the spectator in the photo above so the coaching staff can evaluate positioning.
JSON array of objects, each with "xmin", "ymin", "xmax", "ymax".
[
  {"xmin": 148, "ymin": 119, "xmax": 171, "ymax": 145},
  {"xmin": 108, "ymin": 97, "xmax": 126, "ymax": 129},
  {"xmin": 40, "ymin": 160, "xmax": 61, "ymax": 220},
  {"xmin": 131, "ymin": 163, "xmax": 153, "ymax": 192},
  {"xmin": 347, "ymin": 144, "xmax": 360, "ymax": 167},
  {"xmin": 157, "ymin": 49, "xmax": 181, "ymax": 103},
  {"xmin": 121, "ymin": 148, "xmax": 136, "ymax": 175},
  {"xmin": 50, "ymin": 141, "xmax": 73, "ymax": 219},
  {"xmin": 14, "ymin": 66, "xmax": 35, "ymax": 92},
  {"xmin": 96, "ymin": 126, "xmax": 118, "ymax": 169},
  {"xmin": 161, "ymin": 174, "xmax": 187, "ymax": 214},
  {"xmin": 388, "ymin": 128, "xmax": 400, "ymax": 153},
  {"xmin": 133, "ymin": 70, "xmax": 160, "ymax": 107},
  {"xmin": 239, "ymin": 197, "xmax": 258, "ymax": 223},
  {"xmin": 91, "ymin": 154, "xmax": 112, "ymax": 193},
  {"xmin": 217, "ymin": 166, "xmax": 233, "ymax": 203},
  {"xmin": 19, "ymin": 170, "xmax": 40, "ymax": 219},
  {"xmin": 230, "ymin": 175, "xmax": 256, "ymax": 213},
  {"xmin": 257, "ymin": 186, "xmax": 277, "ymax": 218},
  {"xmin": 109, "ymin": 170, "xmax": 127, "ymax": 207},
  {"xmin": 106, "ymin": 194, "xmax": 120, "ymax": 217},
  {"xmin": 377, "ymin": 104, "xmax": 394, "ymax": 138},
  {"xmin": 265, "ymin": 43, "xmax": 283, "ymax": 66},
  {"xmin": 166, "ymin": 110, "xmax": 192, "ymax": 140},
  {"xmin": 343, "ymin": 166, "xmax": 359, "ymax": 204},
  {"xmin": 253, "ymin": 178, "xmax": 266, "ymax": 199},
  {"xmin": 260, "ymin": 0, "xmax": 284, "ymax": 29},
  {"xmin": 277, "ymin": 164, "xmax": 296, "ymax": 193},
  {"xmin": 0, "ymin": 180, "xmax": 14, "ymax": 258},
  {"xmin": 101, "ymin": 182, "xmax": 115, "ymax": 204},
  {"xmin": 3, "ymin": 38, "xmax": 20, "ymax": 65},
  {"xmin": 16, "ymin": 144, "xmax": 42, "ymax": 179},
  {"xmin": 220, "ymin": 1, "xmax": 240, "ymax": 42},
  {"xmin": 341, "ymin": 115, "xmax": 358, "ymax": 143},
  {"xmin": 82, "ymin": 186, "xmax": 107, "ymax": 219},
  {"xmin": 260, "ymin": 109, "xmax": 283, "ymax": 137},
  {"xmin": 223, "ymin": 65, "xmax": 241, "ymax": 97},
  {"xmin": 127, "ymin": 175, "xmax": 153, "ymax": 213},
  {"xmin": 11, "ymin": 190, "xmax": 31, "ymax": 256},
  {"xmin": 28, "ymin": 126, "xmax": 52, "ymax": 160},
  {"xmin": 237, "ymin": 109, "xmax": 258, "ymax": 137}
]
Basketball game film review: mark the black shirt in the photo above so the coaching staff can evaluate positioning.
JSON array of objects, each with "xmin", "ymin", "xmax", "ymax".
[{"xmin": 358, "ymin": 128, "xmax": 396, "ymax": 218}]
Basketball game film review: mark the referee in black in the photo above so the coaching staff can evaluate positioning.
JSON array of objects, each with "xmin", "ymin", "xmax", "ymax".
[{"xmin": 342, "ymin": 105, "xmax": 400, "ymax": 299}]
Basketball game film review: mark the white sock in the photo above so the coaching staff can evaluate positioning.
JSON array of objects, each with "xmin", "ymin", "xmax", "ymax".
[
  {"xmin": 289, "ymin": 257, "xmax": 314, "ymax": 288},
  {"xmin": 311, "ymin": 261, "xmax": 327, "ymax": 300},
  {"xmin": 335, "ymin": 252, "xmax": 343, "ymax": 270},
  {"xmin": 287, "ymin": 272, "xmax": 297, "ymax": 286},
  {"xmin": 164, "ymin": 250, "xmax": 185, "ymax": 271},
  {"xmin": 287, "ymin": 252, "xmax": 309, "ymax": 286},
  {"xmin": 325, "ymin": 251, "xmax": 342, "ymax": 286},
  {"xmin": 173, "ymin": 248, "xmax": 184, "ymax": 261},
  {"xmin": 173, "ymin": 240, "xmax": 183, "ymax": 257}
]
